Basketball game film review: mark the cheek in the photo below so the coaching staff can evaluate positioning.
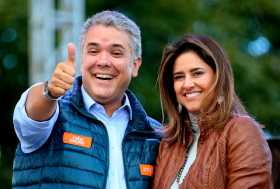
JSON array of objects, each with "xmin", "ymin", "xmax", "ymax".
[
  {"xmin": 204, "ymin": 78, "xmax": 215, "ymax": 92},
  {"xmin": 80, "ymin": 62, "xmax": 93, "ymax": 77},
  {"xmin": 81, "ymin": 56, "xmax": 95, "ymax": 70},
  {"xmin": 201, "ymin": 81, "xmax": 216, "ymax": 102},
  {"xmin": 80, "ymin": 63, "xmax": 86, "ymax": 75},
  {"xmin": 118, "ymin": 61, "xmax": 132, "ymax": 75},
  {"xmin": 173, "ymin": 82, "xmax": 181, "ymax": 95}
]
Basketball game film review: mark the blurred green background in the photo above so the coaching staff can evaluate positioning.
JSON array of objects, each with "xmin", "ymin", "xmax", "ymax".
[{"xmin": 1, "ymin": 0, "xmax": 280, "ymax": 188}]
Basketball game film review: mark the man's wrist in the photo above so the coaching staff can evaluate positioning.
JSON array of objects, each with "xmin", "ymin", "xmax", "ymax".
[{"xmin": 43, "ymin": 81, "xmax": 59, "ymax": 101}]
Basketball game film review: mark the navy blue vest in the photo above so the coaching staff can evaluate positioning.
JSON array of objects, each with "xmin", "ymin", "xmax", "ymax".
[{"xmin": 13, "ymin": 77, "xmax": 161, "ymax": 189}]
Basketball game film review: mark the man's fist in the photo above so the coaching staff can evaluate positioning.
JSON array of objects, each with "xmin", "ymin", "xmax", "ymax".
[{"xmin": 47, "ymin": 43, "xmax": 76, "ymax": 98}]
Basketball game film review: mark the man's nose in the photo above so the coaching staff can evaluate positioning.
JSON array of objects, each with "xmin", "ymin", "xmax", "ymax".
[{"xmin": 97, "ymin": 52, "xmax": 111, "ymax": 66}]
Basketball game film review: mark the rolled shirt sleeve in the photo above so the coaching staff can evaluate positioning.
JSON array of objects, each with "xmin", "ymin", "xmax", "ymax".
[{"xmin": 13, "ymin": 83, "xmax": 59, "ymax": 153}]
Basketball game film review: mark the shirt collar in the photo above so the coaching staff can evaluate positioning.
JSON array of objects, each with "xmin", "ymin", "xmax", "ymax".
[{"xmin": 81, "ymin": 85, "xmax": 132, "ymax": 120}]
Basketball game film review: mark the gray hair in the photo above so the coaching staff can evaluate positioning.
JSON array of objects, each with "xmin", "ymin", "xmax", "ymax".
[{"xmin": 80, "ymin": 10, "xmax": 142, "ymax": 59}]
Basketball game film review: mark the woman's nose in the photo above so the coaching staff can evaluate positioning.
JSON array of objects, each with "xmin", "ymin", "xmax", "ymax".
[{"xmin": 182, "ymin": 77, "xmax": 195, "ymax": 88}]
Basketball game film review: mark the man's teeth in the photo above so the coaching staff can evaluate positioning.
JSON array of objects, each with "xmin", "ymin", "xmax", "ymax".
[{"xmin": 96, "ymin": 74, "xmax": 113, "ymax": 80}]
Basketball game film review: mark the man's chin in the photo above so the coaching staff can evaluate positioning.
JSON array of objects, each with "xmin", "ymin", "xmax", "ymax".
[{"xmin": 92, "ymin": 93, "xmax": 112, "ymax": 102}]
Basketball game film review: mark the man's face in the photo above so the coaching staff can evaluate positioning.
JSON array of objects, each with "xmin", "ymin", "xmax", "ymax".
[{"xmin": 81, "ymin": 25, "xmax": 141, "ymax": 113}]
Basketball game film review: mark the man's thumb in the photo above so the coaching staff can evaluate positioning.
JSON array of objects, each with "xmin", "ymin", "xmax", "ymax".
[{"xmin": 67, "ymin": 42, "xmax": 76, "ymax": 65}]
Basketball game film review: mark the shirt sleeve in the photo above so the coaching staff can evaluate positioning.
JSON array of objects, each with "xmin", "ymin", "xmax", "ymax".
[{"xmin": 13, "ymin": 84, "xmax": 59, "ymax": 153}]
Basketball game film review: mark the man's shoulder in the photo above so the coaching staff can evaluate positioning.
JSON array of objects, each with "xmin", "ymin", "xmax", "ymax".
[
  {"xmin": 146, "ymin": 116, "xmax": 162, "ymax": 139},
  {"xmin": 146, "ymin": 116, "xmax": 161, "ymax": 129}
]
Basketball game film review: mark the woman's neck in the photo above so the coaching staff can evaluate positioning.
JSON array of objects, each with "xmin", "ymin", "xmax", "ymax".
[{"xmin": 189, "ymin": 113, "xmax": 199, "ymax": 132}]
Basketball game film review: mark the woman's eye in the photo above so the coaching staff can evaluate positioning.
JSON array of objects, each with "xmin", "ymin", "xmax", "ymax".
[
  {"xmin": 193, "ymin": 71, "xmax": 203, "ymax": 77},
  {"xmin": 173, "ymin": 75, "xmax": 184, "ymax": 80}
]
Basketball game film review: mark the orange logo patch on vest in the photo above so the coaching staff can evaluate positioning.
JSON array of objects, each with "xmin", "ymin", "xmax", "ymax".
[
  {"xmin": 63, "ymin": 132, "xmax": 92, "ymax": 148},
  {"xmin": 139, "ymin": 164, "xmax": 154, "ymax": 177}
]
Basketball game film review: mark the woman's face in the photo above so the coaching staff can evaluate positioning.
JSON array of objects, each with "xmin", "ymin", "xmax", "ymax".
[{"xmin": 173, "ymin": 51, "xmax": 215, "ymax": 114}]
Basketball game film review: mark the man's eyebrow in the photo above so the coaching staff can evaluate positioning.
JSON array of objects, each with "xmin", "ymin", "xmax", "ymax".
[
  {"xmin": 86, "ymin": 42, "xmax": 99, "ymax": 48},
  {"xmin": 86, "ymin": 42, "xmax": 126, "ymax": 49},
  {"xmin": 111, "ymin": 44, "xmax": 126, "ymax": 49}
]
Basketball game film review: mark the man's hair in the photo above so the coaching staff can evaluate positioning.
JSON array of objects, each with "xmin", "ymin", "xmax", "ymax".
[{"xmin": 80, "ymin": 10, "xmax": 142, "ymax": 59}]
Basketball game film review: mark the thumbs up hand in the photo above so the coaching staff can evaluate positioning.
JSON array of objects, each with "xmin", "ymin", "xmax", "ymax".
[{"xmin": 47, "ymin": 43, "xmax": 76, "ymax": 98}]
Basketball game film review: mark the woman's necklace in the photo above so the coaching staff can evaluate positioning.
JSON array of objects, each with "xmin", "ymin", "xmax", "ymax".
[
  {"xmin": 175, "ymin": 113, "xmax": 199, "ymax": 184},
  {"xmin": 176, "ymin": 152, "xmax": 188, "ymax": 183}
]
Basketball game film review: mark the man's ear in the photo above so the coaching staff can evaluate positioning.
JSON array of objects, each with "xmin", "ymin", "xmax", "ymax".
[{"xmin": 132, "ymin": 57, "xmax": 142, "ymax": 77}]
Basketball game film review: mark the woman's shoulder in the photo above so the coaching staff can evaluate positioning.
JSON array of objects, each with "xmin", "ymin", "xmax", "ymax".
[
  {"xmin": 224, "ymin": 114, "xmax": 267, "ymax": 145},
  {"xmin": 226, "ymin": 114, "xmax": 263, "ymax": 131}
]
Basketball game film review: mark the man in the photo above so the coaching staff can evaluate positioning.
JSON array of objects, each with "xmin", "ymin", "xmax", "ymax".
[{"xmin": 13, "ymin": 10, "xmax": 161, "ymax": 189}]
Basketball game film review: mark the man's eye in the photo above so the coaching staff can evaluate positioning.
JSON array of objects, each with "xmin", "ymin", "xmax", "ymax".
[
  {"xmin": 88, "ymin": 50, "xmax": 98, "ymax": 55},
  {"xmin": 112, "ymin": 51, "xmax": 123, "ymax": 57}
]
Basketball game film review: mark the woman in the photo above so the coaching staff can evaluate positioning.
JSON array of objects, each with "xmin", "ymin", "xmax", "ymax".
[{"xmin": 152, "ymin": 34, "xmax": 272, "ymax": 189}]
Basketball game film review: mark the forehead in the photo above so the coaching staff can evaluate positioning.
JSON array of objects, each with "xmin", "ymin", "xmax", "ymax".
[
  {"xmin": 84, "ymin": 25, "xmax": 131, "ymax": 49},
  {"xmin": 174, "ymin": 51, "xmax": 211, "ymax": 70}
]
